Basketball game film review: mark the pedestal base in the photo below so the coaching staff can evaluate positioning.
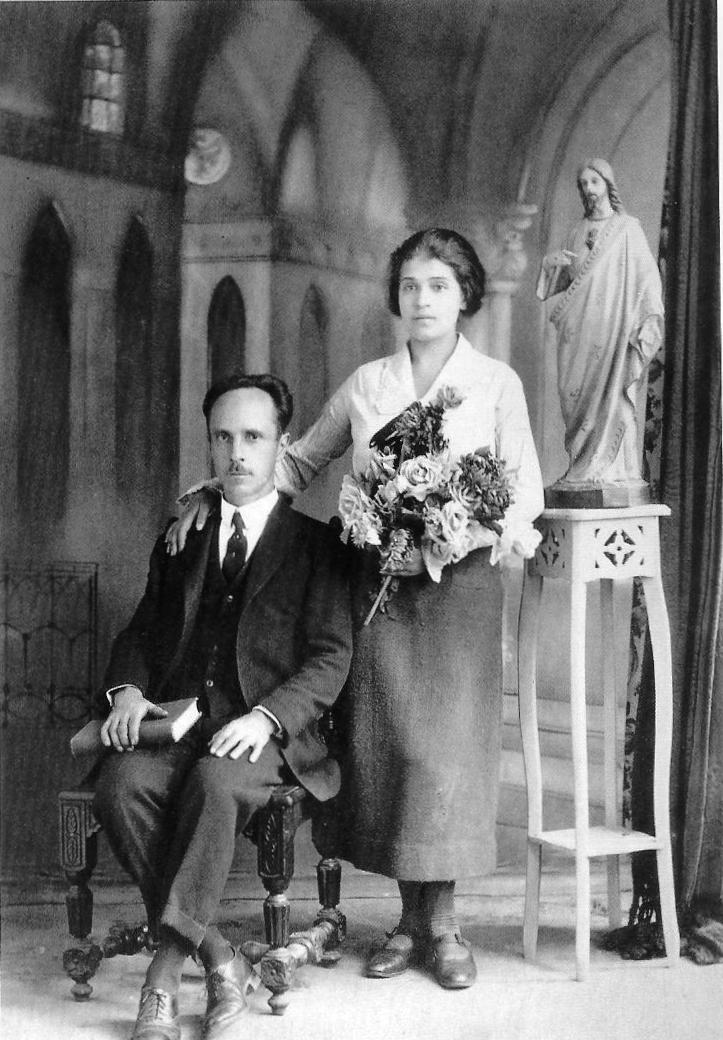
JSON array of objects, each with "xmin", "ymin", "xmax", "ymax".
[{"xmin": 544, "ymin": 482, "xmax": 651, "ymax": 509}]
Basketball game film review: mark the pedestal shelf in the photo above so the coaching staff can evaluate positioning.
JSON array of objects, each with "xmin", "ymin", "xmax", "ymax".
[{"xmin": 531, "ymin": 826, "xmax": 662, "ymax": 856}]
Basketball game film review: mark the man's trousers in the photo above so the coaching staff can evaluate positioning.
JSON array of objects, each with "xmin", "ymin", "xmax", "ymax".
[{"xmin": 93, "ymin": 723, "xmax": 288, "ymax": 948}]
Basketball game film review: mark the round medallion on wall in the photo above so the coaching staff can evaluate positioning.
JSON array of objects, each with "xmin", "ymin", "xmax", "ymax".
[{"xmin": 184, "ymin": 128, "xmax": 232, "ymax": 186}]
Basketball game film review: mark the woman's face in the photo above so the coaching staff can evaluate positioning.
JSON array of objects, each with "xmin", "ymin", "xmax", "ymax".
[{"xmin": 397, "ymin": 255, "xmax": 465, "ymax": 347}]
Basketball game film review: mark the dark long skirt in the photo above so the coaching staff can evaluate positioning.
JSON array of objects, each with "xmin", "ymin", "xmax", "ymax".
[{"xmin": 340, "ymin": 546, "xmax": 503, "ymax": 881}]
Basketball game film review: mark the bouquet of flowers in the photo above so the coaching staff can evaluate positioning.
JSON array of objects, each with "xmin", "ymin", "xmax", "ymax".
[{"xmin": 338, "ymin": 386, "xmax": 540, "ymax": 624}]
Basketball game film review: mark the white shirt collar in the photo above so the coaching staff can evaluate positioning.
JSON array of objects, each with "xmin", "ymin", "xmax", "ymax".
[
  {"xmin": 219, "ymin": 489, "xmax": 279, "ymax": 561},
  {"xmin": 220, "ymin": 488, "xmax": 279, "ymax": 529}
]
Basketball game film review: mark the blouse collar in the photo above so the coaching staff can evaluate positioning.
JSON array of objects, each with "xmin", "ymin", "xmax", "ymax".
[{"xmin": 382, "ymin": 333, "xmax": 476, "ymax": 406}]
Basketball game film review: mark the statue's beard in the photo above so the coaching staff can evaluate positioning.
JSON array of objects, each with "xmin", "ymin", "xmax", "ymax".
[{"xmin": 583, "ymin": 193, "xmax": 603, "ymax": 217}]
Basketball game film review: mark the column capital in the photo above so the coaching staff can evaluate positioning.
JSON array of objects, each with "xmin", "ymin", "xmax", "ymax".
[{"xmin": 488, "ymin": 203, "xmax": 538, "ymax": 291}]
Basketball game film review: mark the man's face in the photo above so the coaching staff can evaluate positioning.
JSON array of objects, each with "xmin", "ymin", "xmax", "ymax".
[
  {"xmin": 207, "ymin": 388, "xmax": 288, "ymax": 506},
  {"xmin": 578, "ymin": 167, "xmax": 609, "ymax": 216}
]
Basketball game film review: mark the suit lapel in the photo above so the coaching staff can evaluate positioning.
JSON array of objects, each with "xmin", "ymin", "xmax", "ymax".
[
  {"xmin": 164, "ymin": 509, "xmax": 218, "ymax": 680},
  {"xmin": 237, "ymin": 498, "xmax": 296, "ymax": 616}
]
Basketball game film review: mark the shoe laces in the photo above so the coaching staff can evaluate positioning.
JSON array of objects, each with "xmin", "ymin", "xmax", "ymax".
[{"xmin": 139, "ymin": 988, "xmax": 176, "ymax": 1021}]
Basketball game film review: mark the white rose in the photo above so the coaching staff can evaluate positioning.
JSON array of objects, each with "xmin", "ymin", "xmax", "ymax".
[
  {"xmin": 338, "ymin": 474, "xmax": 373, "ymax": 527},
  {"xmin": 397, "ymin": 455, "xmax": 448, "ymax": 501}
]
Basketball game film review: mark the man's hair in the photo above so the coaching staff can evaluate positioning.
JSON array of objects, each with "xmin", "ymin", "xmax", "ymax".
[
  {"xmin": 202, "ymin": 372, "xmax": 294, "ymax": 433},
  {"xmin": 576, "ymin": 158, "xmax": 624, "ymax": 214},
  {"xmin": 387, "ymin": 227, "xmax": 486, "ymax": 317}
]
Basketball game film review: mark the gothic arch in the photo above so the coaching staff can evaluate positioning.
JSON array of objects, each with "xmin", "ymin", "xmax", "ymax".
[
  {"xmin": 17, "ymin": 203, "xmax": 72, "ymax": 527},
  {"xmin": 207, "ymin": 276, "xmax": 246, "ymax": 383},
  {"xmin": 115, "ymin": 217, "xmax": 153, "ymax": 496}
]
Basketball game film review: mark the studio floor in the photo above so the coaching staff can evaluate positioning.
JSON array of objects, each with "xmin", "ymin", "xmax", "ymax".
[{"xmin": 2, "ymin": 858, "xmax": 720, "ymax": 1040}]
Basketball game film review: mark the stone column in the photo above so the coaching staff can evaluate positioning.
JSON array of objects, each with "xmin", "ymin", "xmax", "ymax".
[{"xmin": 485, "ymin": 203, "xmax": 538, "ymax": 364}]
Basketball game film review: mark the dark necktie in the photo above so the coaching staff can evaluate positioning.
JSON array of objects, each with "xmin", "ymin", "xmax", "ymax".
[{"xmin": 222, "ymin": 511, "xmax": 247, "ymax": 584}]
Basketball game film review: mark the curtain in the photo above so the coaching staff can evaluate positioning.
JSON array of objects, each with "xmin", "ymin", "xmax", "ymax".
[{"xmin": 607, "ymin": 0, "xmax": 722, "ymax": 964}]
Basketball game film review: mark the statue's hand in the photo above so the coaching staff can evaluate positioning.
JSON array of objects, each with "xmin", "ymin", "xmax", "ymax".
[
  {"xmin": 543, "ymin": 249, "xmax": 576, "ymax": 272},
  {"xmin": 165, "ymin": 489, "xmax": 215, "ymax": 555}
]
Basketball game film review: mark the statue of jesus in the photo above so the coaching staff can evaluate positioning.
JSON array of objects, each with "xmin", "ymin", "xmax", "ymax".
[{"xmin": 537, "ymin": 159, "xmax": 664, "ymax": 506}]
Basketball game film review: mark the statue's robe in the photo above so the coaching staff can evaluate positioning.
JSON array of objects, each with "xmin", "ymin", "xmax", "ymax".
[{"xmin": 546, "ymin": 213, "xmax": 663, "ymax": 484}]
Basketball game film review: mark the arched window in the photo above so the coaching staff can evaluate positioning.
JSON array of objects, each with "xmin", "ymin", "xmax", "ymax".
[
  {"xmin": 207, "ymin": 277, "xmax": 246, "ymax": 384},
  {"xmin": 18, "ymin": 204, "xmax": 72, "ymax": 526},
  {"xmin": 297, "ymin": 286, "xmax": 329, "ymax": 433},
  {"xmin": 115, "ymin": 218, "xmax": 153, "ymax": 497},
  {"xmin": 279, "ymin": 126, "xmax": 319, "ymax": 214},
  {"xmin": 361, "ymin": 305, "xmax": 395, "ymax": 362},
  {"xmin": 80, "ymin": 21, "xmax": 125, "ymax": 135}
]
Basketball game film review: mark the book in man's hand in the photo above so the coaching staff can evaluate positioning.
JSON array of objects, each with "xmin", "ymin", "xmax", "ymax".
[{"xmin": 70, "ymin": 697, "xmax": 202, "ymax": 760}]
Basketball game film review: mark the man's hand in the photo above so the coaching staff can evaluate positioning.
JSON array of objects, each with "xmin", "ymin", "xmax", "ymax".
[
  {"xmin": 208, "ymin": 711, "xmax": 276, "ymax": 762},
  {"xmin": 100, "ymin": 686, "xmax": 168, "ymax": 752}
]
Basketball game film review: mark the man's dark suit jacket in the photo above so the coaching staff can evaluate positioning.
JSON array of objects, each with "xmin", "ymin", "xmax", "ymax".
[{"xmin": 100, "ymin": 497, "xmax": 353, "ymax": 802}]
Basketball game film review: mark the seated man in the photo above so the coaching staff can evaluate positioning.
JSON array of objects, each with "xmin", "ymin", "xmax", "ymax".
[{"xmin": 94, "ymin": 373, "xmax": 352, "ymax": 1040}]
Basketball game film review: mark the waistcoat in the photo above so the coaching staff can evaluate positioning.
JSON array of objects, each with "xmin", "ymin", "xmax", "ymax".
[{"xmin": 174, "ymin": 519, "xmax": 249, "ymax": 720}]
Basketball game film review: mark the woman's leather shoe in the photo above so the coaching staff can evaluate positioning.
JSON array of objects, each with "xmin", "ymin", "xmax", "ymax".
[
  {"xmin": 427, "ymin": 933, "xmax": 477, "ymax": 989},
  {"xmin": 365, "ymin": 929, "xmax": 419, "ymax": 978}
]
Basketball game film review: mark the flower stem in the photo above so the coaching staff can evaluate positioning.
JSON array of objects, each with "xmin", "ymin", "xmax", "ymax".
[{"xmin": 363, "ymin": 574, "xmax": 393, "ymax": 626}]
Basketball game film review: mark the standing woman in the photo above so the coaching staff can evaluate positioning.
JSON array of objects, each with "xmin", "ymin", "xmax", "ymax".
[{"xmin": 171, "ymin": 228, "xmax": 544, "ymax": 988}]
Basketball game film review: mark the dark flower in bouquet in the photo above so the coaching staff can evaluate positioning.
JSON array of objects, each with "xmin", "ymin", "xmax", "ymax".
[{"xmin": 338, "ymin": 387, "xmax": 540, "ymax": 624}]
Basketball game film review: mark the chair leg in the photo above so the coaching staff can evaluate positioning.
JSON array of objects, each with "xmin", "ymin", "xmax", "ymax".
[
  {"xmin": 264, "ymin": 893, "xmax": 291, "ymax": 950},
  {"xmin": 241, "ymin": 798, "xmax": 347, "ymax": 1016},
  {"xmin": 245, "ymin": 864, "xmax": 346, "ymax": 1015},
  {"xmin": 58, "ymin": 790, "xmax": 102, "ymax": 1000},
  {"xmin": 315, "ymin": 857, "xmax": 346, "ymax": 966},
  {"xmin": 254, "ymin": 797, "xmax": 305, "ymax": 947}
]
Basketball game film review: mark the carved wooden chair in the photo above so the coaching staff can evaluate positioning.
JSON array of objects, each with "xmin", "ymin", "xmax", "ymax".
[{"xmin": 59, "ymin": 767, "xmax": 345, "ymax": 1016}]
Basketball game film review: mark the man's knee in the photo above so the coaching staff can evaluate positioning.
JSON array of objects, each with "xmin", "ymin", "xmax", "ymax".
[
  {"xmin": 188, "ymin": 755, "xmax": 272, "ymax": 819},
  {"xmin": 93, "ymin": 753, "xmax": 151, "ymax": 823}
]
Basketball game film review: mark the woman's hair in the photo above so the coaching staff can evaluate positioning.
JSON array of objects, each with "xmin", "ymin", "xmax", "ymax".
[
  {"xmin": 387, "ymin": 228, "xmax": 486, "ymax": 317},
  {"xmin": 202, "ymin": 372, "xmax": 294, "ymax": 433}
]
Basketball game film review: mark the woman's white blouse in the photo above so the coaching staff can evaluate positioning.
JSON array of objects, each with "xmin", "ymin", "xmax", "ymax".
[{"xmin": 278, "ymin": 335, "xmax": 544, "ymax": 525}]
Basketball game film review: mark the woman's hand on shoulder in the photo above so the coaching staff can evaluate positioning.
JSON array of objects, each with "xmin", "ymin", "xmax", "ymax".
[{"xmin": 165, "ymin": 488, "xmax": 215, "ymax": 555}]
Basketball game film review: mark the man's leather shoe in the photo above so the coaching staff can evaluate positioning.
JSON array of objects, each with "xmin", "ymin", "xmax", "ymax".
[
  {"xmin": 202, "ymin": 951, "xmax": 251, "ymax": 1039},
  {"xmin": 130, "ymin": 987, "xmax": 180, "ymax": 1040},
  {"xmin": 366, "ymin": 928, "xmax": 420, "ymax": 978},
  {"xmin": 427, "ymin": 933, "xmax": 477, "ymax": 989}
]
